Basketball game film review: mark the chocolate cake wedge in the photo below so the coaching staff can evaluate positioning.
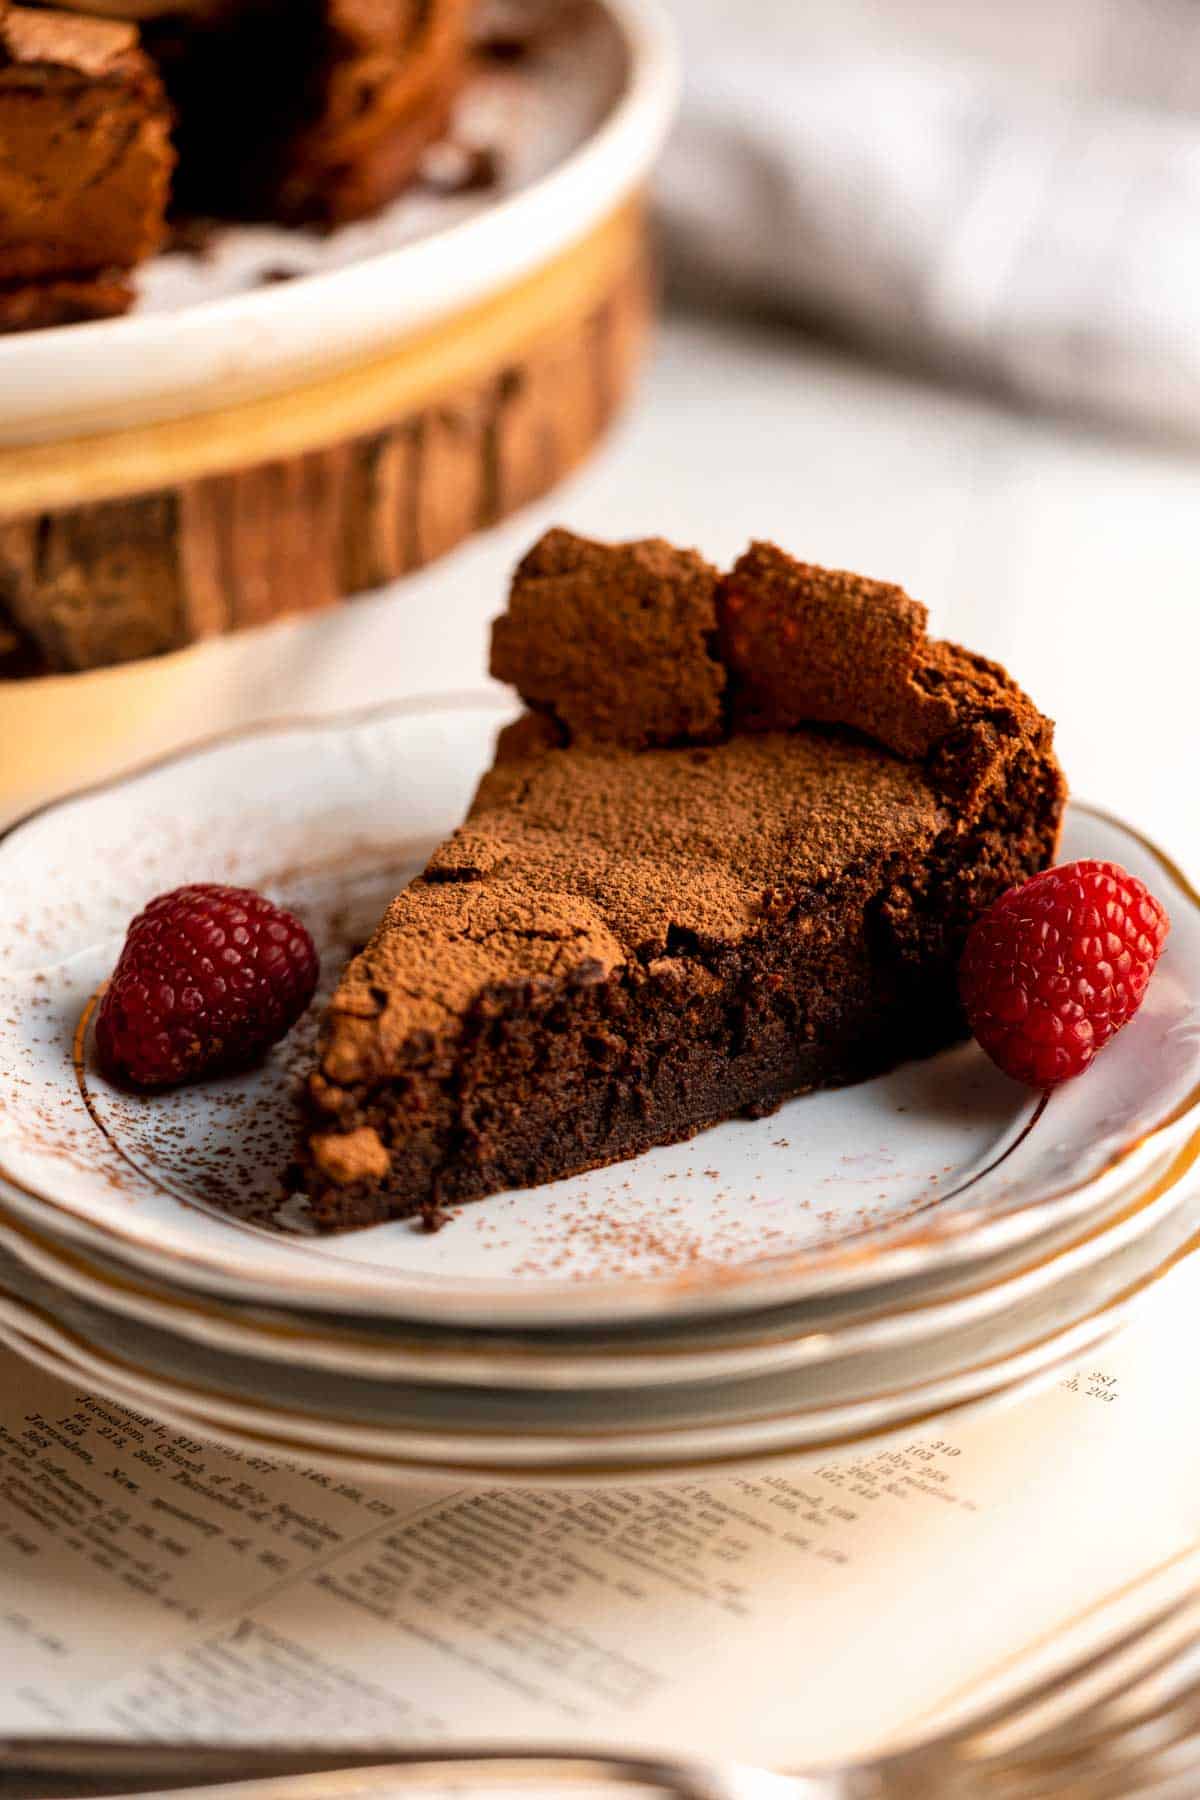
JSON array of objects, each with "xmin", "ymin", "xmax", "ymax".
[{"xmin": 303, "ymin": 531, "xmax": 1065, "ymax": 1229}]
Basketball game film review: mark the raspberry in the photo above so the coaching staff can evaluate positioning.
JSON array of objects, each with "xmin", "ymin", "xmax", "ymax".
[
  {"xmin": 96, "ymin": 884, "xmax": 319, "ymax": 1089},
  {"xmin": 959, "ymin": 860, "xmax": 1170, "ymax": 1088}
]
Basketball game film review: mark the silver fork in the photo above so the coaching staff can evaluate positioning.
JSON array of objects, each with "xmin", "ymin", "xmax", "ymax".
[{"xmin": 6, "ymin": 1567, "xmax": 1200, "ymax": 1800}]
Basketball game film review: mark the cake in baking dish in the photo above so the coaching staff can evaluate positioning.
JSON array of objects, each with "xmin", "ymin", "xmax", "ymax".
[
  {"xmin": 0, "ymin": 5, "xmax": 174, "ymax": 328},
  {"xmin": 0, "ymin": 0, "xmax": 473, "ymax": 327}
]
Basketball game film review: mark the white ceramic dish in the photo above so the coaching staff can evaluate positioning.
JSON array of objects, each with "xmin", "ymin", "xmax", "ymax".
[
  {"xmin": 0, "ymin": 1128, "xmax": 1189, "ymax": 1391},
  {"xmin": 13, "ymin": 1171, "xmax": 1200, "ymax": 1430},
  {"xmin": 0, "ymin": 1303, "xmax": 1101, "ymax": 1488},
  {"xmin": 0, "ymin": 1156, "xmax": 1194, "ymax": 1457},
  {"xmin": 1, "ymin": 1178, "xmax": 1193, "ymax": 1476},
  {"xmin": 1, "ymin": 697, "xmax": 1197, "ymax": 1332},
  {"xmin": 0, "ymin": 1286, "xmax": 1118, "ymax": 1471},
  {"xmin": 0, "ymin": 0, "xmax": 676, "ymax": 445},
  {"xmin": 2, "ymin": 696, "xmax": 1198, "ymax": 1329}
]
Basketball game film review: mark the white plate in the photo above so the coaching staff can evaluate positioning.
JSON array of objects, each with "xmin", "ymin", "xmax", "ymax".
[
  {"xmin": 0, "ymin": 0, "xmax": 676, "ymax": 444},
  {"xmin": 0, "ymin": 1160, "xmax": 1196, "ymax": 1461},
  {"xmin": 0, "ymin": 1305, "xmax": 1100, "ymax": 1488},
  {"xmin": 0, "ymin": 1289, "xmax": 1119, "ymax": 1472},
  {"xmin": 0, "ymin": 1128, "xmax": 1190, "ymax": 1391},
  {"xmin": 2, "ymin": 1179, "xmax": 1193, "ymax": 1477},
  {"xmin": 2, "ymin": 697, "xmax": 1198, "ymax": 1330}
]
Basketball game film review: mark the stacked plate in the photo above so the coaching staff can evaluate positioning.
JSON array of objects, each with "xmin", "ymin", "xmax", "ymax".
[{"xmin": 0, "ymin": 697, "xmax": 1197, "ymax": 1485}]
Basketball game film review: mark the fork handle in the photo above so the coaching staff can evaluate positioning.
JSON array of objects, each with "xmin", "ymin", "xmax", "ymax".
[{"xmin": 0, "ymin": 1738, "xmax": 808, "ymax": 1800}]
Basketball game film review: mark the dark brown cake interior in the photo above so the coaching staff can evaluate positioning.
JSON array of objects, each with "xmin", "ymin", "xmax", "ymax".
[{"xmin": 304, "ymin": 531, "xmax": 1066, "ymax": 1228}]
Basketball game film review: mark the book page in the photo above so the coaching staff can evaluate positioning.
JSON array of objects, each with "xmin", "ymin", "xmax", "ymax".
[{"xmin": 0, "ymin": 1262, "xmax": 1197, "ymax": 1772}]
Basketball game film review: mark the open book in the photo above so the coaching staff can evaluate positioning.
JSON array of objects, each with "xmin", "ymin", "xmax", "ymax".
[{"xmin": 0, "ymin": 1261, "xmax": 1197, "ymax": 1775}]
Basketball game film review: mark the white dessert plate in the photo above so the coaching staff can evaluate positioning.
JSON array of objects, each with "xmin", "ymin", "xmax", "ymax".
[
  {"xmin": 0, "ymin": 1147, "xmax": 1194, "ymax": 1446},
  {"xmin": 1, "ymin": 695, "xmax": 1198, "ymax": 1331},
  {"xmin": 0, "ymin": 1303, "xmax": 1101, "ymax": 1488},
  {"xmin": 0, "ymin": 0, "xmax": 676, "ymax": 444},
  {"xmin": 0, "ymin": 1128, "xmax": 1190, "ymax": 1391},
  {"xmin": 0, "ymin": 1184, "xmax": 1194, "ymax": 1479}
]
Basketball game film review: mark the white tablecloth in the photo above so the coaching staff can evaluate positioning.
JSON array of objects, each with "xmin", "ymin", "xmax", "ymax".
[{"xmin": 660, "ymin": 0, "xmax": 1200, "ymax": 440}]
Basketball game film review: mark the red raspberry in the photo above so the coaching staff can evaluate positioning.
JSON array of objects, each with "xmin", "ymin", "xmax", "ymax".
[
  {"xmin": 959, "ymin": 860, "xmax": 1170, "ymax": 1088},
  {"xmin": 96, "ymin": 884, "xmax": 319, "ymax": 1089}
]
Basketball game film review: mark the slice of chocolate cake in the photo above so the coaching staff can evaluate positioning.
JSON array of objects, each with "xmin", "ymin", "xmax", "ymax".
[
  {"xmin": 303, "ymin": 531, "xmax": 1066, "ymax": 1229},
  {"xmin": 0, "ymin": 4, "xmax": 173, "ymax": 328}
]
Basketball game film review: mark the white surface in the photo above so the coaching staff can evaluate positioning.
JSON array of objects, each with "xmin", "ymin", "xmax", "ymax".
[
  {"xmin": 1, "ymin": 697, "xmax": 1197, "ymax": 1326},
  {"xmin": 0, "ymin": 0, "xmax": 676, "ymax": 442},
  {"xmin": 12, "ymin": 311, "xmax": 1195, "ymax": 881}
]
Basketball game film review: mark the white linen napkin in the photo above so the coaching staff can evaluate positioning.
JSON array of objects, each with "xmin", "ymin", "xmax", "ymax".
[{"xmin": 658, "ymin": 0, "xmax": 1200, "ymax": 437}]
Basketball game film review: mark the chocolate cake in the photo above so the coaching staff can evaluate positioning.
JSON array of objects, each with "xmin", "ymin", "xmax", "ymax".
[
  {"xmin": 31, "ymin": 0, "xmax": 473, "ymax": 224},
  {"xmin": 1, "ymin": 0, "xmax": 471, "ymax": 327},
  {"xmin": 302, "ymin": 531, "xmax": 1066, "ymax": 1229},
  {"xmin": 0, "ymin": 5, "xmax": 173, "ymax": 329},
  {"xmin": 133, "ymin": 0, "xmax": 472, "ymax": 226}
]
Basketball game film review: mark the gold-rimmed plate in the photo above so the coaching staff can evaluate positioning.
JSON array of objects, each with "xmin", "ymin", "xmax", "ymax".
[
  {"xmin": 0, "ymin": 1301, "xmax": 1105, "ymax": 1488},
  {"xmin": 0, "ymin": 1129, "xmax": 1191, "ymax": 1392},
  {"xmin": 0, "ymin": 1179, "xmax": 1194, "ymax": 1481},
  {"xmin": 1, "ymin": 697, "xmax": 1197, "ymax": 1329}
]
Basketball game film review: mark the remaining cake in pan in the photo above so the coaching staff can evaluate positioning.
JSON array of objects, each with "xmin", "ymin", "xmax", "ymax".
[
  {"xmin": 0, "ymin": 4, "xmax": 174, "ymax": 328},
  {"xmin": 0, "ymin": 0, "xmax": 472, "ymax": 325},
  {"xmin": 134, "ymin": 0, "xmax": 473, "ymax": 225},
  {"xmin": 303, "ymin": 530, "xmax": 1067, "ymax": 1229}
]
